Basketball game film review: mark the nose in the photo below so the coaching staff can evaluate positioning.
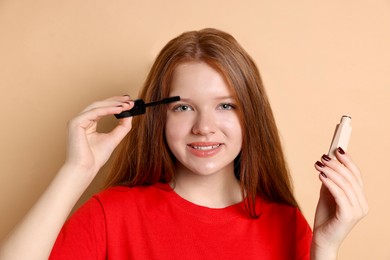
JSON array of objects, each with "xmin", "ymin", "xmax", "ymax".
[{"xmin": 192, "ymin": 111, "xmax": 217, "ymax": 135}]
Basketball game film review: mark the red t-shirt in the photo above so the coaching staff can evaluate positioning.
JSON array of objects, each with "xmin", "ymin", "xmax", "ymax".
[{"xmin": 50, "ymin": 183, "xmax": 312, "ymax": 259}]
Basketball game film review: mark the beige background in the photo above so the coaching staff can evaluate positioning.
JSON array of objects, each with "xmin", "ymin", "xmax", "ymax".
[{"xmin": 1, "ymin": 0, "xmax": 389, "ymax": 259}]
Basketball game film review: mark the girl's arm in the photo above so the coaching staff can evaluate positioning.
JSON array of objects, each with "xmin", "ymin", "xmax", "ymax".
[
  {"xmin": 311, "ymin": 148, "xmax": 369, "ymax": 260},
  {"xmin": 0, "ymin": 96, "xmax": 133, "ymax": 260}
]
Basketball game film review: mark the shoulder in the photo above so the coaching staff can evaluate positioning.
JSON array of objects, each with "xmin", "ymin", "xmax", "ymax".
[
  {"xmin": 96, "ymin": 183, "xmax": 171, "ymax": 198},
  {"xmin": 258, "ymin": 197, "xmax": 311, "ymax": 228},
  {"xmin": 93, "ymin": 183, "xmax": 172, "ymax": 210},
  {"xmin": 257, "ymin": 198, "xmax": 312, "ymax": 243}
]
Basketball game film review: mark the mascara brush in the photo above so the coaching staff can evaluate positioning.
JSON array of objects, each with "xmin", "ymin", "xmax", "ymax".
[{"xmin": 114, "ymin": 96, "xmax": 180, "ymax": 119}]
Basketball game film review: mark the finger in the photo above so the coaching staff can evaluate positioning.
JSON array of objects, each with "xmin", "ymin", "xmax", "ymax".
[
  {"xmin": 319, "ymin": 171, "xmax": 368, "ymax": 226},
  {"xmin": 82, "ymin": 100, "xmax": 131, "ymax": 113},
  {"xmin": 320, "ymin": 154, "xmax": 363, "ymax": 195},
  {"xmin": 322, "ymin": 151, "xmax": 368, "ymax": 210},
  {"xmin": 106, "ymin": 101, "xmax": 134, "ymax": 144},
  {"xmin": 107, "ymin": 117, "xmax": 133, "ymax": 146},
  {"xmin": 315, "ymin": 158, "xmax": 369, "ymax": 216},
  {"xmin": 335, "ymin": 149, "xmax": 364, "ymax": 187},
  {"xmin": 335, "ymin": 150, "xmax": 368, "ymax": 211},
  {"xmin": 318, "ymin": 171, "xmax": 353, "ymax": 214},
  {"xmin": 71, "ymin": 105, "xmax": 128, "ymax": 131},
  {"xmin": 320, "ymin": 154, "xmax": 354, "ymax": 179},
  {"xmin": 81, "ymin": 95, "xmax": 132, "ymax": 113},
  {"xmin": 315, "ymin": 163, "xmax": 360, "ymax": 208}
]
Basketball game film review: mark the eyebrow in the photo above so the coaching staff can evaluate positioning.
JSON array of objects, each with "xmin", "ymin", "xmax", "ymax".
[{"xmin": 178, "ymin": 96, "xmax": 236, "ymax": 102}]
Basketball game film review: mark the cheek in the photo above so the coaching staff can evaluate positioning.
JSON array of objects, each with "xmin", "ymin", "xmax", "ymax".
[
  {"xmin": 165, "ymin": 116, "xmax": 187, "ymax": 145},
  {"xmin": 219, "ymin": 115, "xmax": 242, "ymax": 138}
]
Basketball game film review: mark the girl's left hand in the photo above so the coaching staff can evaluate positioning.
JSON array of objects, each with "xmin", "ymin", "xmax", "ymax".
[{"xmin": 311, "ymin": 148, "xmax": 368, "ymax": 259}]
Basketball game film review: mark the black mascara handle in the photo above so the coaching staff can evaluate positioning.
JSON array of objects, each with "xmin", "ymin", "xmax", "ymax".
[
  {"xmin": 114, "ymin": 99, "xmax": 146, "ymax": 119},
  {"xmin": 114, "ymin": 96, "xmax": 180, "ymax": 119}
]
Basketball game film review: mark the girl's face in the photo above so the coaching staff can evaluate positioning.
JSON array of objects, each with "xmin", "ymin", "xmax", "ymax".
[{"xmin": 165, "ymin": 61, "xmax": 242, "ymax": 178}]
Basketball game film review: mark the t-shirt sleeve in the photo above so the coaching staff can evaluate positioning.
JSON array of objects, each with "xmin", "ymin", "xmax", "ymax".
[
  {"xmin": 49, "ymin": 197, "xmax": 107, "ymax": 260},
  {"xmin": 294, "ymin": 209, "xmax": 313, "ymax": 260}
]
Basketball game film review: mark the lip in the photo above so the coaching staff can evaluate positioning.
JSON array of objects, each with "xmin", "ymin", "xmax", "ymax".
[{"xmin": 187, "ymin": 142, "xmax": 223, "ymax": 157}]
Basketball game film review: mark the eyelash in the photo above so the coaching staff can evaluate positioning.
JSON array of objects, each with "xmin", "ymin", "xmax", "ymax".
[
  {"xmin": 218, "ymin": 103, "xmax": 236, "ymax": 110},
  {"xmin": 172, "ymin": 103, "xmax": 236, "ymax": 112},
  {"xmin": 172, "ymin": 104, "xmax": 193, "ymax": 112}
]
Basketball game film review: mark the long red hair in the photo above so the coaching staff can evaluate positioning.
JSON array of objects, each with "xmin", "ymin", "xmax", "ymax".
[{"xmin": 106, "ymin": 28, "xmax": 298, "ymax": 217}]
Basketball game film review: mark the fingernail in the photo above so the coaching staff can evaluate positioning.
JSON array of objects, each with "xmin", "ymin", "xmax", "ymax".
[
  {"xmin": 123, "ymin": 94, "xmax": 130, "ymax": 97},
  {"xmin": 337, "ymin": 147, "xmax": 345, "ymax": 154},
  {"xmin": 322, "ymin": 154, "xmax": 331, "ymax": 161},
  {"xmin": 315, "ymin": 161, "xmax": 325, "ymax": 168},
  {"xmin": 320, "ymin": 172, "xmax": 328, "ymax": 178}
]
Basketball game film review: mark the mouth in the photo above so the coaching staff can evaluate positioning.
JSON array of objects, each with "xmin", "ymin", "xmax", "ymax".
[
  {"xmin": 187, "ymin": 142, "xmax": 223, "ymax": 157},
  {"xmin": 189, "ymin": 144, "xmax": 222, "ymax": 150}
]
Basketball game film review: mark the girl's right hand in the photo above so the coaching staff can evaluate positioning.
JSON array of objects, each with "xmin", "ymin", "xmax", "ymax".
[
  {"xmin": 64, "ymin": 95, "xmax": 134, "ymax": 177},
  {"xmin": 0, "ymin": 96, "xmax": 134, "ymax": 260}
]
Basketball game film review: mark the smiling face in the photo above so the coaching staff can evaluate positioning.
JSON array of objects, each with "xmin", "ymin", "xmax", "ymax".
[{"xmin": 165, "ymin": 61, "xmax": 243, "ymax": 179}]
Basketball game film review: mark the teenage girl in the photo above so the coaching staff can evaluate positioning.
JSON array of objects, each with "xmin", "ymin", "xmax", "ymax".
[{"xmin": 0, "ymin": 28, "xmax": 368, "ymax": 260}]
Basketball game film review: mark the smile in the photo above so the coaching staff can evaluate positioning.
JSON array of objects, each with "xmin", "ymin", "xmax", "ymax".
[
  {"xmin": 187, "ymin": 143, "xmax": 223, "ymax": 157},
  {"xmin": 190, "ymin": 144, "xmax": 221, "ymax": 150}
]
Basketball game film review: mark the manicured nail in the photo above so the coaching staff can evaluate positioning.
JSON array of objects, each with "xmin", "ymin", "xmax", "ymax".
[
  {"xmin": 337, "ymin": 147, "xmax": 345, "ymax": 154},
  {"xmin": 315, "ymin": 161, "xmax": 325, "ymax": 168},
  {"xmin": 320, "ymin": 172, "xmax": 328, "ymax": 178},
  {"xmin": 322, "ymin": 154, "xmax": 331, "ymax": 161}
]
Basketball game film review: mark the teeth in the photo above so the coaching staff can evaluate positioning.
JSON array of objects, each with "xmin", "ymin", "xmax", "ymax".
[{"xmin": 192, "ymin": 144, "xmax": 221, "ymax": 150}]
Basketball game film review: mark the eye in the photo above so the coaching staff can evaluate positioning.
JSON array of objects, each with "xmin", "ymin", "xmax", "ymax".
[
  {"xmin": 218, "ymin": 103, "xmax": 236, "ymax": 110},
  {"xmin": 172, "ymin": 104, "xmax": 193, "ymax": 112}
]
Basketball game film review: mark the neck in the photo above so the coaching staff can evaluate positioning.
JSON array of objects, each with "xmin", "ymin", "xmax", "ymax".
[{"xmin": 171, "ymin": 164, "xmax": 242, "ymax": 208}]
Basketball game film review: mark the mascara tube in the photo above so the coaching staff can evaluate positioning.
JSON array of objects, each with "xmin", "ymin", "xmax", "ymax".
[{"xmin": 328, "ymin": 115, "xmax": 352, "ymax": 159}]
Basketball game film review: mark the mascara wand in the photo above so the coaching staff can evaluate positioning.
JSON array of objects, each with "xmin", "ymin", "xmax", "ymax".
[{"xmin": 114, "ymin": 96, "xmax": 180, "ymax": 119}]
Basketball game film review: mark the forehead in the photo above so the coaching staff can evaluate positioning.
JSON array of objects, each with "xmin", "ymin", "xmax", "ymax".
[{"xmin": 169, "ymin": 61, "xmax": 232, "ymax": 97}]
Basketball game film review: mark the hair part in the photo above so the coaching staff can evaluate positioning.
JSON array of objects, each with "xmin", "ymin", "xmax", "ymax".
[{"xmin": 106, "ymin": 28, "xmax": 298, "ymax": 218}]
